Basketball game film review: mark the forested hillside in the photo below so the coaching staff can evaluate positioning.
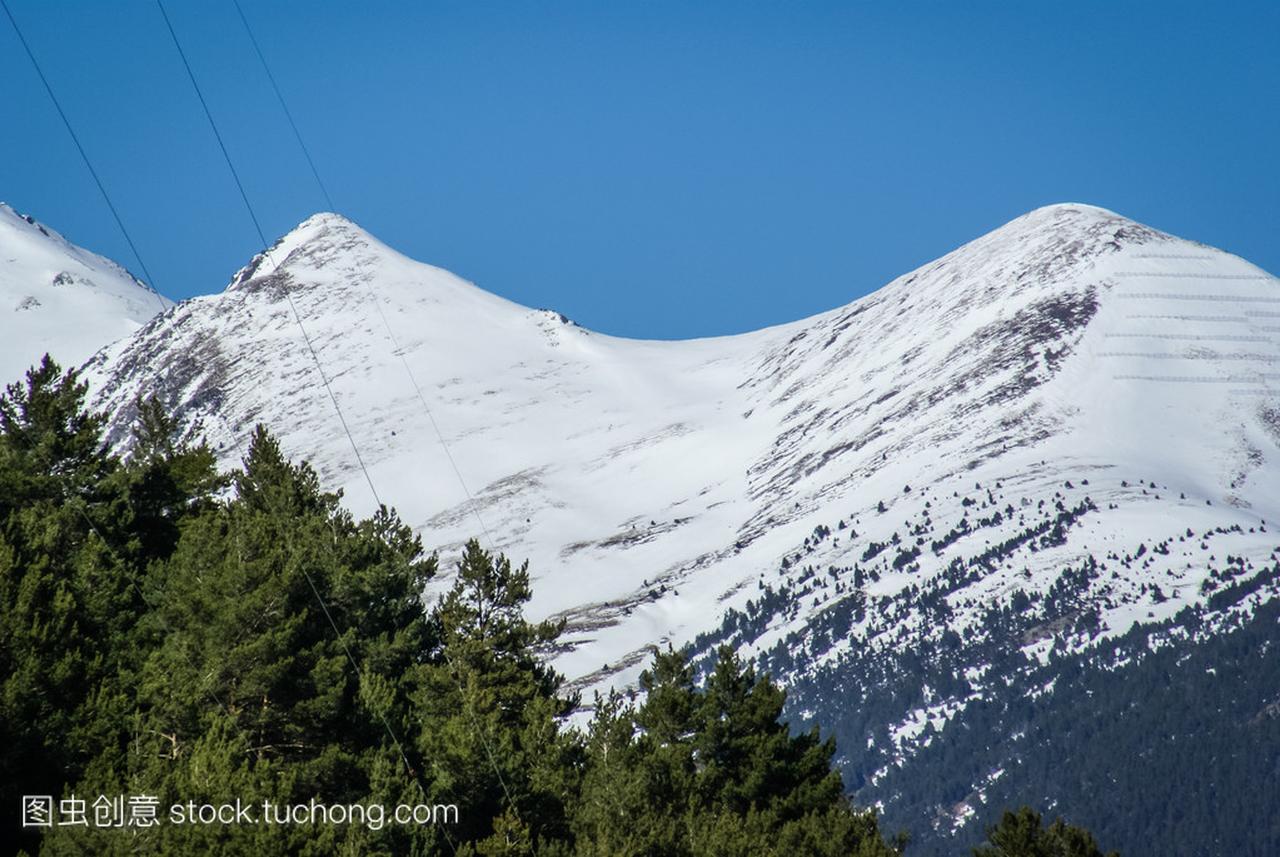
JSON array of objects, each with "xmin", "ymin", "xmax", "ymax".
[{"xmin": 2, "ymin": 356, "xmax": 923, "ymax": 856}]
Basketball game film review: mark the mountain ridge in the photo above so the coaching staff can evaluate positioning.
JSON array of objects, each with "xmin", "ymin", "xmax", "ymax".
[
  {"xmin": 0, "ymin": 202, "xmax": 170, "ymax": 382},
  {"xmin": 78, "ymin": 201, "xmax": 1279, "ymax": 682}
]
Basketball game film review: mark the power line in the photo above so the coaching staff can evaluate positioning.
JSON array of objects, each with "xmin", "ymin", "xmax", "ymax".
[
  {"xmin": 153, "ymin": 6, "xmax": 480, "ymax": 849},
  {"xmin": 154, "ymin": 0, "xmax": 268, "ymax": 251},
  {"xmin": 153, "ymin": 0, "xmax": 434, "ymax": 779},
  {"xmin": 230, "ymin": 0, "xmax": 495, "ymax": 545},
  {"xmin": 1, "ymin": 0, "xmax": 160, "ymax": 295},
  {"xmin": 155, "ymin": 0, "xmax": 382, "ymax": 510},
  {"xmin": 227, "ymin": 0, "xmax": 496, "ymax": 551},
  {"xmin": 228, "ymin": 1, "xmax": 524, "ymax": 821},
  {"xmin": 230, "ymin": 0, "xmax": 335, "ymax": 213},
  {"xmin": 3, "ymin": 0, "xmax": 326, "ymax": 793},
  {"xmin": 14, "ymin": 0, "xmax": 524, "ymax": 839},
  {"xmin": 2, "ymin": 0, "xmax": 250, "ymax": 460},
  {"xmin": 7, "ymin": 5, "xmax": 451, "ymax": 849},
  {"xmin": 5, "ymin": 0, "xmax": 255, "ymax": 461}
]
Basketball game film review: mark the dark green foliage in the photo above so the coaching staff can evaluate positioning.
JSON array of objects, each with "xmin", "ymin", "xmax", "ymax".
[
  {"xmin": 862, "ymin": 588, "xmax": 1280, "ymax": 857},
  {"xmin": 570, "ymin": 646, "xmax": 899, "ymax": 857},
  {"xmin": 0, "ymin": 358, "xmax": 216, "ymax": 855},
  {"xmin": 411, "ymin": 540, "xmax": 580, "ymax": 850},
  {"xmin": 740, "ymin": 496, "xmax": 1279, "ymax": 856},
  {"xmin": 974, "ymin": 806, "xmax": 1116, "ymax": 857},
  {"xmin": 119, "ymin": 396, "xmax": 226, "ymax": 560}
]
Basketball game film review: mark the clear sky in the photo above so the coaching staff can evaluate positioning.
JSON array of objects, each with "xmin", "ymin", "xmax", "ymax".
[{"xmin": 3, "ymin": 1, "xmax": 1277, "ymax": 339}]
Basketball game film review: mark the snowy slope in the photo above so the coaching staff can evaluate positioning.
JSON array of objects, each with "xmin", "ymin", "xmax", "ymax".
[
  {"xmin": 81, "ymin": 203, "xmax": 1280, "ymax": 706},
  {"xmin": 0, "ymin": 203, "xmax": 170, "ymax": 383}
]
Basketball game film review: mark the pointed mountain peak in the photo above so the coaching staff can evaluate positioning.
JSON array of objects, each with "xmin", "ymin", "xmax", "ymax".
[
  {"xmin": 996, "ymin": 201, "xmax": 1170, "ymax": 249},
  {"xmin": 294, "ymin": 211, "xmax": 360, "ymax": 230},
  {"xmin": 214, "ymin": 211, "xmax": 522, "ymax": 324},
  {"xmin": 1024, "ymin": 201, "xmax": 1122, "ymax": 220},
  {"xmin": 225, "ymin": 211, "xmax": 378, "ymax": 291},
  {"xmin": 888, "ymin": 202, "xmax": 1173, "ymax": 306}
]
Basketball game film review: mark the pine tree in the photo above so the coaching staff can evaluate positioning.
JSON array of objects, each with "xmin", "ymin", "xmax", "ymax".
[
  {"xmin": 40, "ymin": 425, "xmax": 442, "ymax": 855},
  {"xmin": 572, "ymin": 689, "xmax": 676, "ymax": 856},
  {"xmin": 694, "ymin": 645, "xmax": 845, "ymax": 820},
  {"xmin": 118, "ymin": 395, "xmax": 225, "ymax": 561},
  {"xmin": 571, "ymin": 645, "xmax": 902, "ymax": 857},
  {"xmin": 413, "ymin": 540, "xmax": 580, "ymax": 848},
  {"xmin": 0, "ymin": 356, "xmax": 140, "ymax": 853},
  {"xmin": 974, "ymin": 806, "xmax": 1118, "ymax": 857}
]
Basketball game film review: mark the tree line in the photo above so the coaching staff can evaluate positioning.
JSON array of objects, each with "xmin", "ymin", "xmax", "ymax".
[{"xmin": 1, "ymin": 356, "xmax": 1113, "ymax": 856}]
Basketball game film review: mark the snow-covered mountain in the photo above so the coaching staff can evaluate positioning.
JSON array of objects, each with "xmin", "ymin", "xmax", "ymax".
[
  {"xmin": 0, "ymin": 202, "xmax": 170, "ymax": 382},
  {"xmin": 81, "ymin": 203, "xmax": 1280, "ymax": 851},
  {"xmin": 82, "ymin": 203, "xmax": 1280, "ymax": 677}
]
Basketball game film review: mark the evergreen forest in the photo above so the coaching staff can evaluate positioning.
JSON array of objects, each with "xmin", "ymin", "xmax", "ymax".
[{"xmin": 1, "ymin": 356, "xmax": 1113, "ymax": 856}]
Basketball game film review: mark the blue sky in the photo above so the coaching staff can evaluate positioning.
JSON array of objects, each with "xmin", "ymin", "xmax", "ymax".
[{"xmin": 3, "ymin": 1, "xmax": 1277, "ymax": 339}]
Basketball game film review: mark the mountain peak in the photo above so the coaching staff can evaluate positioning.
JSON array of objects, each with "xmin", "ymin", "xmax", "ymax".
[
  {"xmin": 1025, "ymin": 201, "xmax": 1120, "ymax": 219},
  {"xmin": 296, "ymin": 211, "xmax": 356, "ymax": 229},
  {"xmin": 879, "ymin": 202, "xmax": 1171, "ymax": 312},
  {"xmin": 999, "ymin": 201, "xmax": 1168, "ymax": 249},
  {"xmin": 217, "ymin": 211, "xmax": 520, "ymax": 322},
  {"xmin": 225, "ymin": 211, "xmax": 376, "ymax": 291}
]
